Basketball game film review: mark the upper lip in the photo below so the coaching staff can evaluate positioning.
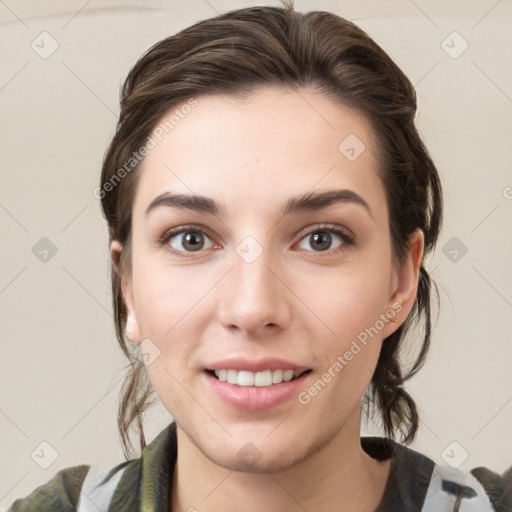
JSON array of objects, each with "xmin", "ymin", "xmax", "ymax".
[{"xmin": 205, "ymin": 357, "xmax": 310, "ymax": 373}]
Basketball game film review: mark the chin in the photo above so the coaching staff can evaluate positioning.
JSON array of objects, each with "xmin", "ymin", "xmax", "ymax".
[
  {"xmin": 203, "ymin": 444, "xmax": 311, "ymax": 474},
  {"xmin": 195, "ymin": 426, "xmax": 334, "ymax": 475}
]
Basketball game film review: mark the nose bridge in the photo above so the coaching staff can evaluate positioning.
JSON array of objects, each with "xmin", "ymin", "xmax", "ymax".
[{"xmin": 218, "ymin": 235, "xmax": 289, "ymax": 333}]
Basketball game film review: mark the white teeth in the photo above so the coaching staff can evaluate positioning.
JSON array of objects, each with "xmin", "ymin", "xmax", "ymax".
[
  {"xmin": 211, "ymin": 368, "xmax": 306, "ymax": 387},
  {"xmin": 237, "ymin": 371, "xmax": 254, "ymax": 386},
  {"xmin": 227, "ymin": 369, "xmax": 238, "ymax": 385},
  {"xmin": 254, "ymin": 370, "xmax": 272, "ymax": 387},
  {"xmin": 283, "ymin": 370, "xmax": 294, "ymax": 382},
  {"xmin": 272, "ymin": 369, "xmax": 283, "ymax": 383}
]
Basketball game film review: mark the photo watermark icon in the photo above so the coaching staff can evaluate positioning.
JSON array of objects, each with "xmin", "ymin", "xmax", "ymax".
[
  {"xmin": 298, "ymin": 302, "xmax": 402, "ymax": 405},
  {"xmin": 441, "ymin": 441, "xmax": 469, "ymax": 469},
  {"xmin": 93, "ymin": 98, "xmax": 198, "ymax": 200}
]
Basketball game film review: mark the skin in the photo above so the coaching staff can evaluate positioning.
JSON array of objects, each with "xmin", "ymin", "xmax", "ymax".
[{"xmin": 111, "ymin": 86, "xmax": 424, "ymax": 512}]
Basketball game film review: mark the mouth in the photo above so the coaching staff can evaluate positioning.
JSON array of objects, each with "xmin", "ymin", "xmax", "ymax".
[
  {"xmin": 203, "ymin": 357, "xmax": 313, "ymax": 411},
  {"xmin": 205, "ymin": 368, "xmax": 312, "ymax": 387}
]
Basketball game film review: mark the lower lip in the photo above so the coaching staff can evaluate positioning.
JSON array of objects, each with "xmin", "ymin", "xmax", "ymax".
[{"xmin": 204, "ymin": 371, "xmax": 310, "ymax": 412}]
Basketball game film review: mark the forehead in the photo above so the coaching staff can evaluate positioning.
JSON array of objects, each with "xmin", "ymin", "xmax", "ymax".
[{"xmin": 134, "ymin": 86, "xmax": 385, "ymax": 216}]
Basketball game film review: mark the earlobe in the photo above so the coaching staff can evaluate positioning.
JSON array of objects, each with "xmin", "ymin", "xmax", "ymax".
[
  {"xmin": 382, "ymin": 229, "xmax": 425, "ymax": 339},
  {"xmin": 110, "ymin": 240, "xmax": 142, "ymax": 343},
  {"xmin": 121, "ymin": 282, "xmax": 142, "ymax": 342},
  {"xmin": 125, "ymin": 312, "xmax": 142, "ymax": 342}
]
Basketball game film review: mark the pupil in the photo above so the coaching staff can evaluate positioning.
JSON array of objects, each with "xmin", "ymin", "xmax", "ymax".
[
  {"xmin": 184, "ymin": 232, "xmax": 204, "ymax": 251},
  {"xmin": 312, "ymin": 232, "xmax": 330, "ymax": 251}
]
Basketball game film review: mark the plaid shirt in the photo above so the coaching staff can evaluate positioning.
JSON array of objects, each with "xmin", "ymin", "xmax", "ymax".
[{"xmin": 7, "ymin": 422, "xmax": 511, "ymax": 511}]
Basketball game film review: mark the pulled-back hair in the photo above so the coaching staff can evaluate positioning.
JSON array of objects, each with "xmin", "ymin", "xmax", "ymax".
[{"xmin": 99, "ymin": 0, "xmax": 442, "ymax": 459}]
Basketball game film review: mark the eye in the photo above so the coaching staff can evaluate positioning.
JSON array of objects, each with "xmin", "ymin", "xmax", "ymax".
[
  {"xmin": 296, "ymin": 225, "xmax": 354, "ymax": 253},
  {"xmin": 158, "ymin": 223, "xmax": 354, "ymax": 257},
  {"xmin": 159, "ymin": 225, "xmax": 218, "ymax": 255}
]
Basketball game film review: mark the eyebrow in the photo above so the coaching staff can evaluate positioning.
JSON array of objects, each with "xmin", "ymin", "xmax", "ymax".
[{"xmin": 145, "ymin": 189, "xmax": 373, "ymax": 219}]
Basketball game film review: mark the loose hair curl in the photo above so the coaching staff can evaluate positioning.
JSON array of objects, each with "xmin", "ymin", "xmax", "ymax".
[{"xmin": 100, "ymin": 0, "xmax": 443, "ymax": 459}]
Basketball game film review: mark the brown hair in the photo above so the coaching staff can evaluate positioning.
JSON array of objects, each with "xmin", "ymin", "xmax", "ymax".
[{"xmin": 99, "ymin": 0, "xmax": 443, "ymax": 459}]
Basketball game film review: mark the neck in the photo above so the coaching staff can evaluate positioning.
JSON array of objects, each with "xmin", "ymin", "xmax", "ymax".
[{"xmin": 171, "ymin": 408, "xmax": 391, "ymax": 512}]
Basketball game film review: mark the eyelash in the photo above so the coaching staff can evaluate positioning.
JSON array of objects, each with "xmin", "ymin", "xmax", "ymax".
[{"xmin": 157, "ymin": 223, "xmax": 355, "ymax": 257}]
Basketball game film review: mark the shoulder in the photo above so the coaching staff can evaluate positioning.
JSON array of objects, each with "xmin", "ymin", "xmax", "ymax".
[
  {"xmin": 7, "ymin": 464, "xmax": 90, "ymax": 512},
  {"xmin": 363, "ymin": 437, "xmax": 512, "ymax": 511},
  {"xmin": 6, "ymin": 459, "xmax": 139, "ymax": 512},
  {"xmin": 6, "ymin": 422, "xmax": 177, "ymax": 512},
  {"xmin": 469, "ymin": 464, "xmax": 512, "ymax": 512},
  {"xmin": 409, "ymin": 453, "xmax": 511, "ymax": 511}
]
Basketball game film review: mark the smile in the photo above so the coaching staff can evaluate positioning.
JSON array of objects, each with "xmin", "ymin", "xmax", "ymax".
[
  {"xmin": 204, "ymin": 368, "xmax": 313, "ymax": 412},
  {"xmin": 211, "ymin": 369, "xmax": 309, "ymax": 387}
]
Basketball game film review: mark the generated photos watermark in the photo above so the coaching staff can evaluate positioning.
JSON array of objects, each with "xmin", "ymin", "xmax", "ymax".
[
  {"xmin": 298, "ymin": 302, "xmax": 402, "ymax": 405},
  {"xmin": 93, "ymin": 98, "xmax": 198, "ymax": 200}
]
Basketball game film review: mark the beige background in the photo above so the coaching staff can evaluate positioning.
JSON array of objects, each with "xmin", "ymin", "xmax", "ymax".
[{"xmin": 1, "ymin": 0, "xmax": 511, "ymax": 508}]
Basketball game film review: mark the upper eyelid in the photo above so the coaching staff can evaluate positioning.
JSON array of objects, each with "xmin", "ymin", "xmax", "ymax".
[
  {"xmin": 296, "ymin": 223, "xmax": 352, "ymax": 239},
  {"xmin": 160, "ymin": 224, "xmax": 214, "ymax": 242}
]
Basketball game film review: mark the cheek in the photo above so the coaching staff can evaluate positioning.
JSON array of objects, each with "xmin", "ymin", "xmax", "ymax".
[
  {"xmin": 132, "ymin": 259, "xmax": 204, "ymax": 336},
  {"xmin": 302, "ymin": 253, "xmax": 393, "ymax": 396},
  {"xmin": 306, "ymin": 261, "xmax": 393, "ymax": 342},
  {"xmin": 302, "ymin": 272, "xmax": 388, "ymax": 413},
  {"xmin": 131, "ymin": 259, "xmax": 221, "ymax": 388},
  {"xmin": 132, "ymin": 266, "xmax": 202, "ymax": 406}
]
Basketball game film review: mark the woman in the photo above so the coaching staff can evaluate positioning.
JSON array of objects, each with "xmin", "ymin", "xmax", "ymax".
[{"xmin": 8, "ymin": 1, "xmax": 510, "ymax": 511}]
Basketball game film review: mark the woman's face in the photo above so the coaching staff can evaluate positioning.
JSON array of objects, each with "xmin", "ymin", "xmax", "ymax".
[{"xmin": 114, "ymin": 86, "xmax": 422, "ymax": 472}]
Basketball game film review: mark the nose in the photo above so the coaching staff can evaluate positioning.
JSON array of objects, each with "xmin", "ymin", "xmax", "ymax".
[{"xmin": 216, "ymin": 242, "xmax": 291, "ymax": 337}]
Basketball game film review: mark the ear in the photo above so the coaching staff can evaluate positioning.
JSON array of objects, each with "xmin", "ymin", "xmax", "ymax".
[
  {"xmin": 110, "ymin": 240, "xmax": 142, "ymax": 342},
  {"xmin": 381, "ymin": 229, "xmax": 424, "ymax": 339}
]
